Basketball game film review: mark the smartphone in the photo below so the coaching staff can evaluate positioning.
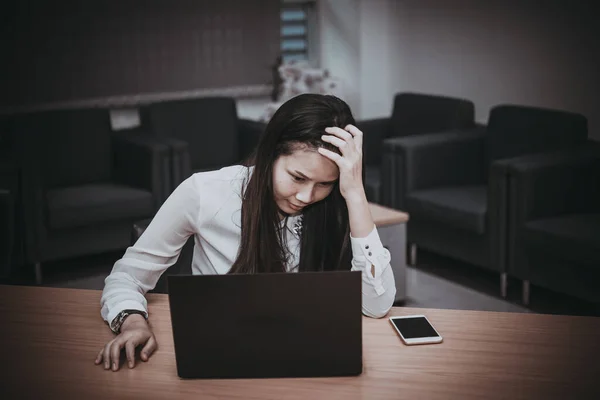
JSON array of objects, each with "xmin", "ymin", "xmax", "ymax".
[{"xmin": 389, "ymin": 315, "xmax": 443, "ymax": 345}]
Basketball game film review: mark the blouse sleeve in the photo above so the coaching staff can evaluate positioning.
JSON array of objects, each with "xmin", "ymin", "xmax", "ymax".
[
  {"xmin": 100, "ymin": 175, "xmax": 201, "ymax": 324},
  {"xmin": 350, "ymin": 225, "xmax": 396, "ymax": 318}
]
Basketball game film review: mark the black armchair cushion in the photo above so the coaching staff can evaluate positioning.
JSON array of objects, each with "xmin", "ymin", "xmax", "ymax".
[
  {"xmin": 407, "ymin": 185, "xmax": 487, "ymax": 234},
  {"xmin": 390, "ymin": 93, "xmax": 475, "ymax": 137},
  {"xmin": 523, "ymin": 213, "xmax": 600, "ymax": 265},
  {"xmin": 144, "ymin": 97, "xmax": 239, "ymax": 171},
  {"xmin": 47, "ymin": 183, "xmax": 154, "ymax": 230},
  {"xmin": 486, "ymin": 105, "xmax": 588, "ymax": 163},
  {"xmin": 364, "ymin": 166, "xmax": 381, "ymax": 203}
]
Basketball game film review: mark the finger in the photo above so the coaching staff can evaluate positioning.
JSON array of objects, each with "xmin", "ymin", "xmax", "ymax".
[
  {"xmin": 317, "ymin": 147, "xmax": 343, "ymax": 164},
  {"xmin": 344, "ymin": 124, "xmax": 363, "ymax": 150},
  {"xmin": 103, "ymin": 343, "xmax": 112, "ymax": 370},
  {"xmin": 321, "ymin": 134, "xmax": 348, "ymax": 152},
  {"xmin": 110, "ymin": 339, "xmax": 125, "ymax": 371},
  {"xmin": 325, "ymin": 126, "xmax": 353, "ymax": 141},
  {"xmin": 141, "ymin": 335, "xmax": 158, "ymax": 362},
  {"xmin": 125, "ymin": 340, "xmax": 136, "ymax": 369},
  {"xmin": 95, "ymin": 348, "xmax": 104, "ymax": 365}
]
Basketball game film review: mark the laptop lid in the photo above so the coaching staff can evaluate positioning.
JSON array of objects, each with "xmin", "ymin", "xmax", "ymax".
[{"xmin": 167, "ymin": 270, "xmax": 362, "ymax": 379}]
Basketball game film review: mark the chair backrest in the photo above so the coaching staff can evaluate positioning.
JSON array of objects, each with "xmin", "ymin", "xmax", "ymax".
[
  {"xmin": 486, "ymin": 104, "xmax": 588, "ymax": 163},
  {"xmin": 390, "ymin": 92, "xmax": 475, "ymax": 138},
  {"xmin": 13, "ymin": 108, "xmax": 113, "ymax": 188},
  {"xmin": 144, "ymin": 97, "xmax": 240, "ymax": 171}
]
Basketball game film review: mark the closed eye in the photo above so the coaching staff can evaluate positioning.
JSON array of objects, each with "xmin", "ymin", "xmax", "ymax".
[{"xmin": 290, "ymin": 172, "xmax": 336, "ymax": 186}]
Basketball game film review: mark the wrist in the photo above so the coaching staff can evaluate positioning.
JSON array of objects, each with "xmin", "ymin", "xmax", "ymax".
[
  {"xmin": 110, "ymin": 309, "xmax": 148, "ymax": 334},
  {"xmin": 344, "ymin": 189, "xmax": 368, "ymax": 206},
  {"xmin": 121, "ymin": 313, "xmax": 148, "ymax": 332}
]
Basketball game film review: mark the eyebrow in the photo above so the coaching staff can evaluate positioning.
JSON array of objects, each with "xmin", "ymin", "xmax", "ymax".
[{"xmin": 293, "ymin": 170, "xmax": 338, "ymax": 184}]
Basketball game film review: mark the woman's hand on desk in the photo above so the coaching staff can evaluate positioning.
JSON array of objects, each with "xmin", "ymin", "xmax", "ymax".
[{"xmin": 95, "ymin": 314, "xmax": 158, "ymax": 371}]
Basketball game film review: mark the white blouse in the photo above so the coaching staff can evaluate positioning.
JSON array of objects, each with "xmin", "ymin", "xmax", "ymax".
[{"xmin": 100, "ymin": 165, "xmax": 395, "ymax": 325}]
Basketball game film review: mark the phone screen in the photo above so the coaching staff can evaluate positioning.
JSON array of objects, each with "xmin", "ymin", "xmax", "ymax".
[{"xmin": 391, "ymin": 316, "xmax": 439, "ymax": 339}]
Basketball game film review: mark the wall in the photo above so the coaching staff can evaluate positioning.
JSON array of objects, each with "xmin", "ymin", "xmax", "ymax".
[
  {"xmin": 317, "ymin": 0, "xmax": 395, "ymax": 119},
  {"xmin": 317, "ymin": 0, "xmax": 362, "ymax": 116},
  {"xmin": 315, "ymin": 0, "xmax": 599, "ymax": 139},
  {"xmin": 127, "ymin": 0, "xmax": 600, "ymax": 137},
  {"xmin": 388, "ymin": 0, "xmax": 600, "ymax": 139},
  {"xmin": 2, "ymin": 0, "xmax": 279, "ymax": 113}
]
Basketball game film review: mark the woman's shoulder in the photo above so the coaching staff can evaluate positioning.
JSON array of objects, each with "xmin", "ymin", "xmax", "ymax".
[
  {"xmin": 186, "ymin": 165, "xmax": 252, "ymax": 199},
  {"xmin": 190, "ymin": 164, "xmax": 250, "ymax": 184}
]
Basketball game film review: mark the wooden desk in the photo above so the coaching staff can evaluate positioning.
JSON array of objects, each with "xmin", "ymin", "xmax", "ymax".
[
  {"xmin": 1, "ymin": 286, "xmax": 598, "ymax": 399},
  {"xmin": 370, "ymin": 203, "xmax": 409, "ymax": 303}
]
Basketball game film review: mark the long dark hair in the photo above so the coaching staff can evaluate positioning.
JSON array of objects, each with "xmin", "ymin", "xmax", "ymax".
[{"xmin": 229, "ymin": 94, "xmax": 357, "ymax": 274}]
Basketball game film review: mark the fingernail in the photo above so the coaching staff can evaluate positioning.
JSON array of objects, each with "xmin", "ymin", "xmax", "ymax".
[
  {"xmin": 112, "ymin": 362, "xmax": 117, "ymax": 371},
  {"xmin": 129, "ymin": 361, "xmax": 134, "ymax": 368}
]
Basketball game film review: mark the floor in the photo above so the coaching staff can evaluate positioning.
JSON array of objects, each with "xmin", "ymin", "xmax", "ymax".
[{"xmin": 33, "ymin": 248, "xmax": 600, "ymax": 318}]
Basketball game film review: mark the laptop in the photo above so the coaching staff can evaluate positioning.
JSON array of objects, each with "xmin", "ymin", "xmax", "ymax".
[{"xmin": 167, "ymin": 270, "xmax": 363, "ymax": 379}]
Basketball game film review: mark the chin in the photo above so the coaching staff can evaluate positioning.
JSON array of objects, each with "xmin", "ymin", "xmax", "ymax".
[{"xmin": 277, "ymin": 201, "xmax": 302, "ymax": 215}]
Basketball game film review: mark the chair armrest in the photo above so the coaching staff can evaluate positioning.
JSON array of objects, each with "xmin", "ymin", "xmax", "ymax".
[
  {"xmin": 238, "ymin": 118, "xmax": 266, "ymax": 162},
  {"xmin": 0, "ymin": 189, "xmax": 14, "ymax": 279},
  {"xmin": 111, "ymin": 133, "xmax": 171, "ymax": 208},
  {"xmin": 509, "ymin": 147, "xmax": 600, "ymax": 222},
  {"xmin": 151, "ymin": 136, "xmax": 191, "ymax": 191},
  {"xmin": 356, "ymin": 118, "xmax": 390, "ymax": 166},
  {"xmin": 16, "ymin": 144, "xmax": 45, "ymax": 264},
  {"xmin": 120, "ymin": 126, "xmax": 192, "ymax": 195},
  {"xmin": 383, "ymin": 127, "xmax": 486, "ymax": 194}
]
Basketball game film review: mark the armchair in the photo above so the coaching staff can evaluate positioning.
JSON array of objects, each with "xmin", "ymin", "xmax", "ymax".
[
  {"xmin": 138, "ymin": 97, "xmax": 266, "ymax": 193},
  {"xmin": 382, "ymin": 104, "xmax": 589, "ymax": 297},
  {"xmin": 11, "ymin": 108, "xmax": 170, "ymax": 283},
  {"xmin": 507, "ymin": 144, "xmax": 600, "ymax": 305},
  {"xmin": 358, "ymin": 92, "xmax": 476, "ymax": 205}
]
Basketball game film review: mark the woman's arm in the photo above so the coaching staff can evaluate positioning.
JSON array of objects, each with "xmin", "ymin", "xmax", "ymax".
[
  {"xmin": 100, "ymin": 175, "xmax": 201, "ymax": 325},
  {"xmin": 346, "ymin": 194, "xmax": 396, "ymax": 318},
  {"xmin": 319, "ymin": 124, "xmax": 395, "ymax": 319}
]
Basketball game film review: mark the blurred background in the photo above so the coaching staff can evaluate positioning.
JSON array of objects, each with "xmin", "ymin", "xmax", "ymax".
[{"xmin": 1, "ymin": 0, "xmax": 599, "ymax": 317}]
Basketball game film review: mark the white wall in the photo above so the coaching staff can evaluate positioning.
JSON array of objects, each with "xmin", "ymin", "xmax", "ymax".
[
  {"xmin": 317, "ymin": 0, "xmax": 362, "ymax": 116},
  {"xmin": 317, "ymin": 0, "xmax": 395, "ymax": 119},
  {"xmin": 238, "ymin": 0, "xmax": 397, "ymax": 121},
  {"xmin": 316, "ymin": 0, "xmax": 600, "ymax": 139},
  {"xmin": 388, "ymin": 0, "xmax": 600, "ymax": 139}
]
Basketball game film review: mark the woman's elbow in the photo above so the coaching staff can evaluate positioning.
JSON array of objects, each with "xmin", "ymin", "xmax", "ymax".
[{"xmin": 362, "ymin": 291, "xmax": 395, "ymax": 319}]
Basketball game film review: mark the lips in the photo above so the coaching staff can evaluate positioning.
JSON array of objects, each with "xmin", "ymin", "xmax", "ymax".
[{"xmin": 288, "ymin": 201, "xmax": 304, "ymax": 210}]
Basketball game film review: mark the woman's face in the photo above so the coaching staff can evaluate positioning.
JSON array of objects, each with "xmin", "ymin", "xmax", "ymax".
[{"xmin": 272, "ymin": 148, "xmax": 339, "ymax": 215}]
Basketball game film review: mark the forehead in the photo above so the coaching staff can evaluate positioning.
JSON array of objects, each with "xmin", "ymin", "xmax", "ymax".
[{"xmin": 280, "ymin": 149, "xmax": 339, "ymax": 181}]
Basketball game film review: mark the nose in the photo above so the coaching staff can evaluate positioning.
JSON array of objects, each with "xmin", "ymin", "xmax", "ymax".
[{"xmin": 295, "ymin": 186, "xmax": 315, "ymax": 204}]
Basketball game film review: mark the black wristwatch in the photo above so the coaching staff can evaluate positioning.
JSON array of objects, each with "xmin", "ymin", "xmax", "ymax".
[{"xmin": 110, "ymin": 309, "xmax": 148, "ymax": 334}]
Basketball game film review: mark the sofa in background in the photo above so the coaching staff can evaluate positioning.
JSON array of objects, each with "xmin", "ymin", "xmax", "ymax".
[
  {"xmin": 137, "ymin": 97, "xmax": 266, "ymax": 195},
  {"xmin": 8, "ymin": 108, "xmax": 170, "ymax": 283},
  {"xmin": 381, "ymin": 104, "xmax": 589, "ymax": 297},
  {"xmin": 507, "ymin": 144, "xmax": 600, "ymax": 305},
  {"xmin": 358, "ymin": 92, "xmax": 476, "ymax": 205}
]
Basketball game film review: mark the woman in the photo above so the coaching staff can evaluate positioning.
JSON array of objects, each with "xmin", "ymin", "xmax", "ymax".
[{"xmin": 96, "ymin": 94, "xmax": 395, "ymax": 372}]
